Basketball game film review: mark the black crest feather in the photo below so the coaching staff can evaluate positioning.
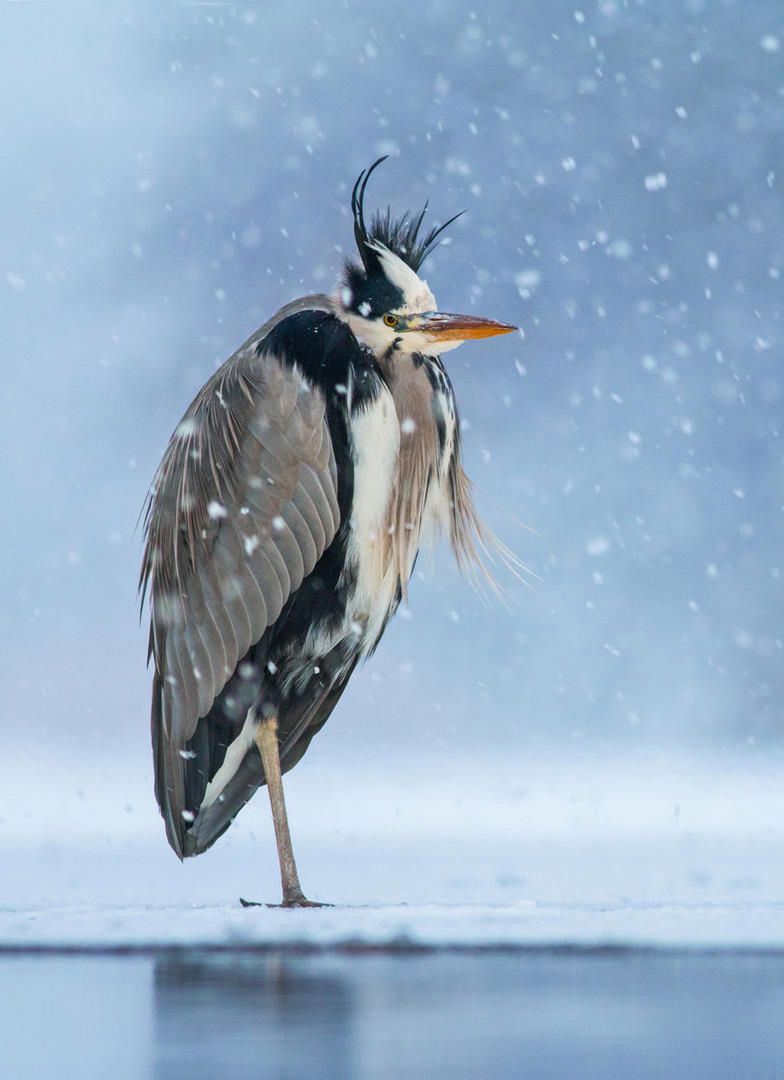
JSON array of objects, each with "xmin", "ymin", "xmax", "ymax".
[{"xmin": 350, "ymin": 157, "xmax": 465, "ymax": 276}]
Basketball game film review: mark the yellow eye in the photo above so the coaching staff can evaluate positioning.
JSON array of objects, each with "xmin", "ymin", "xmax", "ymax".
[{"xmin": 383, "ymin": 314, "xmax": 399, "ymax": 328}]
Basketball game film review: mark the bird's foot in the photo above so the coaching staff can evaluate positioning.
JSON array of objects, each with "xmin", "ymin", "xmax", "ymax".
[
  {"xmin": 239, "ymin": 895, "xmax": 333, "ymax": 909},
  {"xmin": 281, "ymin": 895, "xmax": 333, "ymax": 909}
]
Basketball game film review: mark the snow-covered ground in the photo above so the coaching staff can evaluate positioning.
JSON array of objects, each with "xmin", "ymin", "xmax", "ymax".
[
  {"xmin": 3, "ymin": 753, "xmax": 782, "ymax": 951},
  {"xmin": 4, "ymin": 899, "xmax": 783, "ymax": 953}
]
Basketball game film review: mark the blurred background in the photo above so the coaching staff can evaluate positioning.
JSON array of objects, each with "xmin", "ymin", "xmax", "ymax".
[{"xmin": 1, "ymin": 0, "xmax": 782, "ymax": 899}]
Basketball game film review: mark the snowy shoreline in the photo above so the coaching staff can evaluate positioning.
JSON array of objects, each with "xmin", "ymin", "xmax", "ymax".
[{"xmin": 3, "ymin": 900, "xmax": 783, "ymax": 953}]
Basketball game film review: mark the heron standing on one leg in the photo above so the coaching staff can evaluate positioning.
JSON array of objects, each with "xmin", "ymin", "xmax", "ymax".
[{"xmin": 140, "ymin": 157, "xmax": 517, "ymax": 907}]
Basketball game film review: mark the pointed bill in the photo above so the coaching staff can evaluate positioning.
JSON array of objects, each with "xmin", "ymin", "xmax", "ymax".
[{"xmin": 412, "ymin": 312, "xmax": 518, "ymax": 342}]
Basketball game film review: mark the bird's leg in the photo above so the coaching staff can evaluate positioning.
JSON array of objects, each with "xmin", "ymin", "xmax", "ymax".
[
  {"xmin": 249, "ymin": 715, "xmax": 328, "ymax": 908},
  {"xmin": 256, "ymin": 716, "xmax": 305, "ymax": 905}
]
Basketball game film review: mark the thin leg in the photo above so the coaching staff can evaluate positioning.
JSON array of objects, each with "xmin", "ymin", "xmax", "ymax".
[{"xmin": 249, "ymin": 715, "xmax": 327, "ymax": 908}]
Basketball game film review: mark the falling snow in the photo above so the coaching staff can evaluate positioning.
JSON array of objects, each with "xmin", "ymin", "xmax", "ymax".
[
  {"xmin": 243, "ymin": 534, "xmax": 260, "ymax": 556},
  {"xmin": 644, "ymin": 172, "xmax": 668, "ymax": 191}
]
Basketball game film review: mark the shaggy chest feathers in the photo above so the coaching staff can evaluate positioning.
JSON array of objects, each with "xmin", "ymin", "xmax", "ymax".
[{"xmin": 298, "ymin": 352, "xmax": 457, "ymax": 672}]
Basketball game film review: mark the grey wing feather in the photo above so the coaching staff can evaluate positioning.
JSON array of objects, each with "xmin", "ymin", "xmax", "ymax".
[
  {"xmin": 183, "ymin": 647, "xmax": 360, "ymax": 857},
  {"xmin": 141, "ymin": 295, "xmax": 339, "ymax": 857}
]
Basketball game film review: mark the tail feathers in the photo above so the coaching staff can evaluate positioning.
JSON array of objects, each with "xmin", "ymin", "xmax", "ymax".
[
  {"xmin": 183, "ymin": 746, "xmax": 264, "ymax": 857},
  {"xmin": 151, "ymin": 669, "xmax": 187, "ymax": 860},
  {"xmin": 160, "ymin": 646, "xmax": 360, "ymax": 858}
]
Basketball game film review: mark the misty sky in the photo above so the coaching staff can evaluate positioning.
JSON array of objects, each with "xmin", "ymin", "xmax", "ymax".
[{"xmin": 2, "ymin": 0, "xmax": 783, "ymax": 787}]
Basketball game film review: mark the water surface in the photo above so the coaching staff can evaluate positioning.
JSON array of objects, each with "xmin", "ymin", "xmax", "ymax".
[{"xmin": 1, "ymin": 950, "xmax": 783, "ymax": 1079}]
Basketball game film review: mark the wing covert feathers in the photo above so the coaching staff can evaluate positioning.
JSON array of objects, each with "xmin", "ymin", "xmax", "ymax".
[{"xmin": 141, "ymin": 304, "xmax": 339, "ymax": 856}]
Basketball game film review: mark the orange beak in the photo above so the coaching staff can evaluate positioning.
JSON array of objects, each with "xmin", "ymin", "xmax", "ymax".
[{"xmin": 413, "ymin": 312, "xmax": 518, "ymax": 342}]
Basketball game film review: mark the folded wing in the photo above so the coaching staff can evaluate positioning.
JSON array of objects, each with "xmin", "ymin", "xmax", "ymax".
[{"xmin": 141, "ymin": 299, "xmax": 340, "ymax": 856}]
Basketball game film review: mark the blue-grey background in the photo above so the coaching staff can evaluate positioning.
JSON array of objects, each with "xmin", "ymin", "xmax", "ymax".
[{"xmin": 2, "ymin": 0, "xmax": 783, "ymax": 804}]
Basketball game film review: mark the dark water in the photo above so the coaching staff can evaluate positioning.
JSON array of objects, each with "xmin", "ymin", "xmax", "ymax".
[{"xmin": 1, "ymin": 950, "xmax": 783, "ymax": 1079}]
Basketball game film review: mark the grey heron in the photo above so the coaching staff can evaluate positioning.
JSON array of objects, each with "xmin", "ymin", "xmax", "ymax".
[{"xmin": 141, "ymin": 157, "xmax": 517, "ymax": 907}]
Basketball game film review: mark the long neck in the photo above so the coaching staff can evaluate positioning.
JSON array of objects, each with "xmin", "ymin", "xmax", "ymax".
[{"xmin": 381, "ymin": 352, "xmax": 453, "ymax": 594}]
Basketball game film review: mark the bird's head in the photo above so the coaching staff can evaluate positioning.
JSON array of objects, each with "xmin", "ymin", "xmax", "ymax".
[{"xmin": 336, "ymin": 157, "xmax": 516, "ymax": 359}]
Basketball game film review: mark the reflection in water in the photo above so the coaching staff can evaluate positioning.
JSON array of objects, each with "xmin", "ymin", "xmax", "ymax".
[
  {"xmin": 154, "ymin": 953, "xmax": 354, "ymax": 1080},
  {"xmin": 0, "ymin": 950, "xmax": 770, "ymax": 1078},
  {"xmin": 149, "ymin": 951, "xmax": 784, "ymax": 1080}
]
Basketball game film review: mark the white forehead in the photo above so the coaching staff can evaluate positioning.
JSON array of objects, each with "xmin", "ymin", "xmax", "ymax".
[{"xmin": 367, "ymin": 241, "xmax": 437, "ymax": 313}]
